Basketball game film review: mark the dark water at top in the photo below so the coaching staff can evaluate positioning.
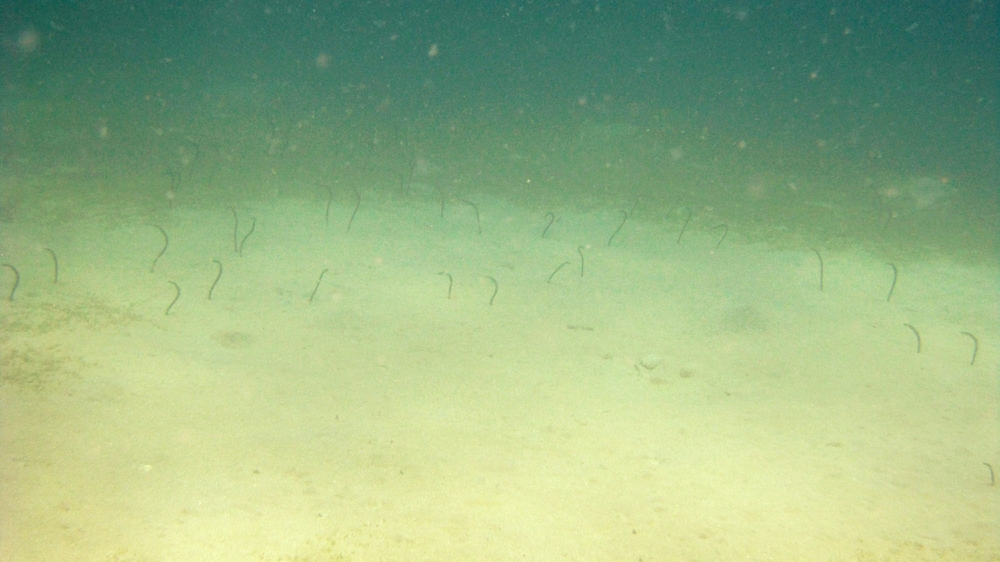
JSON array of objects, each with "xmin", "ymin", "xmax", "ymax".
[{"xmin": 2, "ymin": 0, "xmax": 997, "ymax": 261}]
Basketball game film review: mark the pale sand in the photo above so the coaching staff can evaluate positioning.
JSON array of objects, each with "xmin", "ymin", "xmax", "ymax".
[{"xmin": 1, "ymin": 192, "xmax": 997, "ymax": 561}]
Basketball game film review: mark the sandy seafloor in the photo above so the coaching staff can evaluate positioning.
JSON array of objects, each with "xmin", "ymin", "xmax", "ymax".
[{"xmin": 1, "ymin": 185, "xmax": 997, "ymax": 561}]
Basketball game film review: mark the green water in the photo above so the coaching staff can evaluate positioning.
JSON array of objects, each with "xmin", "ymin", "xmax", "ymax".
[
  {"xmin": 1, "ymin": 1, "xmax": 996, "ymax": 263},
  {"xmin": 2, "ymin": 3, "xmax": 999, "ymax": 560}
]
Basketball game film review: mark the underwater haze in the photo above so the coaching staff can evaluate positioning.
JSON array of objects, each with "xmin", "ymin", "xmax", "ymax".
[
  {"xmin": 2, "ymin": 0, "xmax": 996, "ymax": 252},
  {"xmin": 1, "ymin": 1, "xmax": 998, "ymax": 561}
]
